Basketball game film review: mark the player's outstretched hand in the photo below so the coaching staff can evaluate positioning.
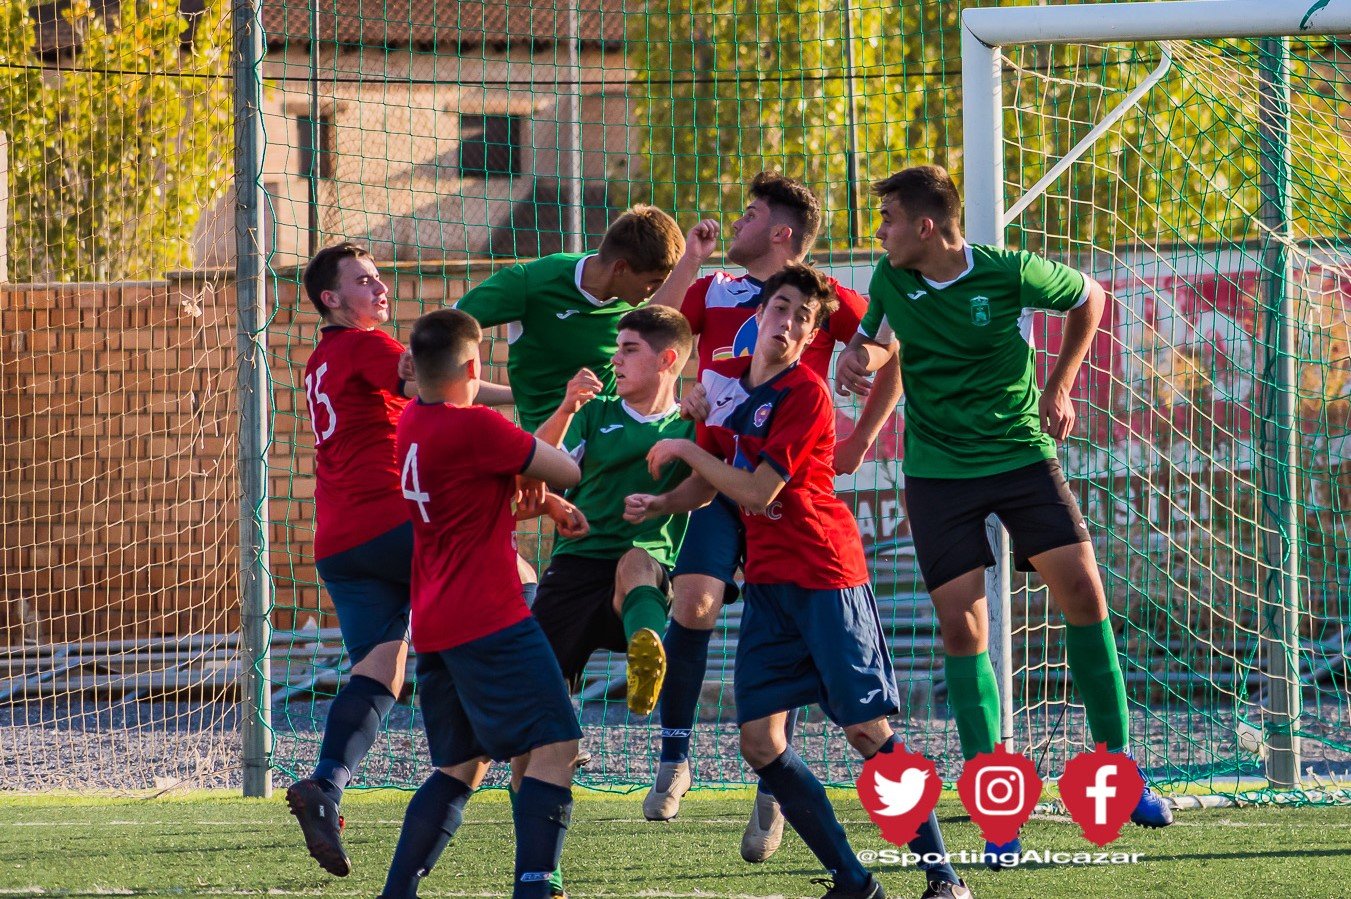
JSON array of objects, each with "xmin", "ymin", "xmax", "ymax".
[
  {"xmin": 835, "ymin": 345, "xmax": 874, "ymax": 398},
  {"xmin": 646, "ymin": 439, "xmax": 691, "ymax": 479},
  {"xmin": 543, "ymin": 493, "xmax": 589, "ymax": 538},
  {"xmin": 624, "ymin": 493, "xmax": 663, "ymax": 524},
  {"xmin": 397, "ymin": 348, "xmax": 416, "ymax": 383},
  {"xmin": 684, "ymin": 219, "xmax": 720, "ymax": 263},
  {"xmin": 679, "ymin": 383, "xmax": 710, "ymax": 422},
  {"xmin": 563, "ymin": 367, "xmax": 603, "ymax": 413},
  {"xmin": 515, "ymin": 475, "xmax": 548, "ymax": 517},
  {"xmin": 1039, "ymin": 383, "xmax": 1075, "ymax": 441}
]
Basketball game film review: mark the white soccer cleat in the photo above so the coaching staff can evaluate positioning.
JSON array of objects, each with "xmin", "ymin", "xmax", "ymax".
[
  {"xmin": 740, "ymin": 788, "xmax": 785, "ymax": 863},
  {"xmin": 643, "ymin": 759, "xmax": 692, "ymax": 821}
]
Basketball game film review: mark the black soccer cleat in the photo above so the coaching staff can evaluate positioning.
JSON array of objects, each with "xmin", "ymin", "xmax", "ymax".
[
  {"xmin": 285, "ymin": 778, "xmax": 351, "ymax": 877},
  {"xmin": 811, "ymin": 875, "xmax": 886, "ymax": 899}
]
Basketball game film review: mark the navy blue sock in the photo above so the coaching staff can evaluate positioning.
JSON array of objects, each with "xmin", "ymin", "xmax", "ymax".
[
  {"xmin": 312, "ymin": 674, "xmax": 396, "ymax": 802},
  {"xmin": 754, "ymin": 747, "xmax": 868, "ymax": 889},
  {"xmin": 659, "ymin": 621, "xmax": 712, "ymax": 763},
  {"xmin": 870, "ymin": 736, "xmax": 959, "ymax": 884},
  {"xmin": 512, "ymin": 777, "xmax": 573, "ymax": 899},
  {"xmin": 756, "ymin": 707, "xmax": 800, "ymax": 800},
  {"xmin": 382, "ymin": 771, "xmax": 472, "ymax": 899},
  {"xmin": 522, "ymin": 582, "xmax": 538, "ymax": 608}
]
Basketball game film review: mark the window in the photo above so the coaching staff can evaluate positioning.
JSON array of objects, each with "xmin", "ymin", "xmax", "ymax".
[
  {"xmin": 297, "ymin": 113, "xmax": 336, "ymax": 180},
  {"xmin": 459, "ymin": 114, "xmax": 522, "ymax": 179}
]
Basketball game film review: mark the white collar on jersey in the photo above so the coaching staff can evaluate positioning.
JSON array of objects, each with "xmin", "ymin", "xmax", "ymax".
[
  {"xmin": 621, "ymin": 400, "xmax": 681, "ymax": 423},
  {"xmin": 574, "ymin": 255, "xmax": 613, "ymax": 307},
  {"xmin": 920, "ymin": 243, "xmax": 975, "ymax": 291}
]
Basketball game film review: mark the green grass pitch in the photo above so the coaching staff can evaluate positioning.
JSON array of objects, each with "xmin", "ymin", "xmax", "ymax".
[{"xmin": 1, "ymin": 789, "xmax": 1348, "ymax": 898}]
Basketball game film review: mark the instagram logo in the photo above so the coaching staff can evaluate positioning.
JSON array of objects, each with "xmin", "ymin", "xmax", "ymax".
[
  {"xmin": 974, "ymin": 766, "xmax": 1027, "ymax": 816},
  {"xmin": 957, "ymin": 744, "xmax": 1043, "ymax": 845}
]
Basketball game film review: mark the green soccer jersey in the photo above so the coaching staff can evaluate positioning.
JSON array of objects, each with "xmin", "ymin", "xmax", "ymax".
[
  {"xmin": 553, "ymin": 395, "xmax": 693, "ymax": 568},
  {"xmin": 859, "ymin": 244, "xmax": 1089, "ymax": 479},
  {"xmin": 455, "ymin": 253, "xmax": 643, "ymax": 432}
]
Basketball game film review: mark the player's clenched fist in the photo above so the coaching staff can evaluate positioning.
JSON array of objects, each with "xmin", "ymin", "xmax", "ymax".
[
  {"xmin": 679, "ymin": 383, "xmax": 710, "ymax": 422},
  {"xmin": 562, "ymin": 367, "xmax": 603, "ymax": 413},
  {"xmin": 646, "ymin": 438, "xmax": 693, "ymax": 480},
  {"xmin": 542, "ymin": 493, "xmax": 589, "ymax": 538},
  {"xmin": 623, "ymin": 493, "xmax": 663, "ymax": 524},
  {"xmin": 835, "ymin": 345, "xmax": 874, "ymax": 398},
  {"xmin": 683, "ymin": 219, "xmax": 720, "ymax": 263}
]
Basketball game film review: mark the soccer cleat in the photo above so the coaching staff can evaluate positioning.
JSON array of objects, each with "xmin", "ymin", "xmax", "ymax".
[
  {"xmin": 626, "ymin": 627, "xmax": 667, "ymax": 716},
  {"xmin": 643, "ymin": 759, "xmax": 692, "ymax": 821},
  {"xmin": 1130, "ymin": 784, "xmax": 1174, "ymax": 828},
  {"xmin": 809, "ymin": 874, "xmax": 886, "ymax": 899},
  {"xmin": 920, "ymin": 879, "xmax": 973, "ymax": 899},
  {"xmin": 285, "ymin": 779, "xmax": 351, "ymax": 877},
  {"xmin": 549, "ymin": 890, "xmax": 568, "ymax": 899},
  {"xmin": 739, "ymin": 788, "xmax": 785, "ymax": 863},
  {"xmin": 982, "ymin": 834, "xmax": 1021, "ymax": 871}
]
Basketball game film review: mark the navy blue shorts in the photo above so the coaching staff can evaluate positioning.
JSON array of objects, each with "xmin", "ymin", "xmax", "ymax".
[
  {"xmin": 671, "ymin": 494, "xmax": 744, "ymax": 601},
  {"xmin": 314, "ymin": 522, "xmax": 412, "ymax": 665},
  {"xmin": 417, "ymin": 617, "xmax": 582, "ymax": 766},
  {"xmin": 735, "ymin": 582, "xmax": 899, "ymax": 728}
]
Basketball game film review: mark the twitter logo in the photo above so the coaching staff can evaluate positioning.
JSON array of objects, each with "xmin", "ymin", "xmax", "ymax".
[
  {"xmin": 871, "ymin": 768, "xmax": 928, "ymax": 817},
  {"xmin": 856, "ymin": 745, "xmax": 942, "ymax": 847}
]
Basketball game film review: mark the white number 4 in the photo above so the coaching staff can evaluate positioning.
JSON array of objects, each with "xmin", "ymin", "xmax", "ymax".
[{"xmin": 401, "ymin": 443, "xmax": 431, "ymax": 523}]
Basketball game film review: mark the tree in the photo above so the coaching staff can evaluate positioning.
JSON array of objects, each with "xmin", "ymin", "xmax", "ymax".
[{"xmin": 0, "ymin": 0, "xmax": 230, "ymax": 282}]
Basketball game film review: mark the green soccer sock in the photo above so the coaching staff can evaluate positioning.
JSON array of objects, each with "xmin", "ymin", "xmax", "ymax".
[
  {"xmin": 944, "ymin": 652, "xmax": 1000, "ymax": 761},
  {"xmin": 1066, "ymin": 618, "xmax": 1130, "ymax": 753},
  {"xmin": 621, "ymin": 585, "xmax": 670, "ymax": 643},
  {"xmin": 509, "ymin": 784, "xmax": 565, "ymax": 893}
]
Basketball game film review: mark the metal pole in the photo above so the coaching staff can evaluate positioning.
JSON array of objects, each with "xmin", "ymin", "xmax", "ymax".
[
  {"xmin": 1256, "ymin": 35, "xmax": 1300, "ymax": 790},
  {"xmin": 961, "ymin": 20, "xmax": 1016, "ymax": 745},
  {"xmin": 842, "ymin": 0, "xmax": 862, "ymax": 248},
  {"xmin": 563, "ymin": 0, "xmax": 584, "ymax": 253},
  {"xmin": 234, "ymin": 0, "xmax": 273, "ymax": 798},
  {"xmin": 306, "ymin": 0, "xmax": 320, "ymax": 257}
]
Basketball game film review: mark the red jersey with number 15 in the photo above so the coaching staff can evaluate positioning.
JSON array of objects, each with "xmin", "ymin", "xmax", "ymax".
[
  {"xmin": 304, "ymin": 326, "xmax": 411, "ymax": 560},
  {"xmin": 396, "ymin": 401, "xmax": 537, "ymax": 653},
  {"xmin": 681, "ymin": 272, "xmax": 866, "ymax": 378},
  {"xmin": 696, "ymin": 357, "xmax": 868, "ymax": 589}
]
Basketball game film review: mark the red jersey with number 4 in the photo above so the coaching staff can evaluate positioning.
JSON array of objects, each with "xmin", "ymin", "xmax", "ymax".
[
  {"xmin": 396, "ymin": 401, "xmax": 537, "ymax": 652},
  {"xmin": 681, "ymin": 272, "xmax": 866, "ymax": 378},
  {"xmin": 304, "ymin": 326, "xmax": 411, "ymax": 560},
  {"xmin": 696, "ymin": 357, "xmax": 868, "ymax": 589}
]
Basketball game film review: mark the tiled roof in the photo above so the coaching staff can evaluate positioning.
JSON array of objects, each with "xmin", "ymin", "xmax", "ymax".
[{"xmin": 259, "ymin": 0, "xmax": 632, "ymax": 48}]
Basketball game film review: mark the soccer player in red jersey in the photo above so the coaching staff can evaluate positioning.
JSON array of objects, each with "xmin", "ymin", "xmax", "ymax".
[
  {"xmin": 286, "ymin": 243, "xmax": 517, "ymax": 877},
  {"xmin": 381, "ymin": 308, "xmax": 586, "ymax": 899},
  {"xmin": 642, "ymin": 173, "xmax": 902, "ymax": 860},
  {"xmin": 627, "ymin": 265, "xmax": 970, "ymax": 899}
]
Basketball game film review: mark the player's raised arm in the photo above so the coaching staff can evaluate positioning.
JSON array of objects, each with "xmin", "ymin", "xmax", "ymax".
[
  {"xmin": 835, "ymin": 351, "xmax": 902, "ymax": 475},
  {"xmin": 646, "ymin": 439, "xmax": 786, "ymax": 516},
  {"xmin": 648, "ymin": 219, "xmax": 719, "ymax": 309},
  {"xmin": 623, "ymin": 470, "xmax": 717, "ymax": 523},
  {"xmin": 534, "ymin": 368, "xmax": 603, "ymax": 448},
  {"xmin": 836, "ymin": 330, "xmax": 897, "ymax": 398}
]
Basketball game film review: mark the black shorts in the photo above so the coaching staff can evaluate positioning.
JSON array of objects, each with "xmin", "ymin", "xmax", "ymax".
[
  {"xmin": 531, "ymin": 554, "xmax": 672, "ymax": 690},
  {"xmin": 904, "ymin": 459, "xmax": 1090, "ymax": 591}
]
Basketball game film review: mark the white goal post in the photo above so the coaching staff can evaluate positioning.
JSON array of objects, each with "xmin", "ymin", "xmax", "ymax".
[{"xmin": 960, "ymin": 0, "xmax": 1351, "ymax": 792}]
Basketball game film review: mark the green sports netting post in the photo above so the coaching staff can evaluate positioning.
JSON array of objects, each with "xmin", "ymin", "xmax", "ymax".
[
  {"xmin": 1256, "ymin": 35, "xmax": 1301, "ymax": 790},
  {"xmin": 234, "ymin": 0, "xmax": 274, "ymax": 799}
]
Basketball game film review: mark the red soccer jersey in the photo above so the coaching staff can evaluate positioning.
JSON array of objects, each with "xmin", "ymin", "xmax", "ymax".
[
  {"xmin": 696, "ymin": 357, "xmax": 869, "ymax": 589},
  {"xmin": 680, "ymin": 272, "xmax": 865, "ymax": 379},
  {"xmin": 396, "ymin": 401, "xmax": 537, "ymax": 653},
  {"xmin": 304, "ymin": 326, "xmax": 411, "ymax": 560}
]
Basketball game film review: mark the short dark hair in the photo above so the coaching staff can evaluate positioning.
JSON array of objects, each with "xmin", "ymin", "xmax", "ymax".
[
  {"xmin": 617, "ymin": 305, "xmax": 694, "ymax": 368},
  {"xmin": 749, "ymin": 171, "xmax": 822, "ymax": 256},
  {"xmin": 409, "ymin": 309, "xmax": 482, "ymax": 383},
  {"xmin": 759, "ymin": 262, "xmax": 839, "ymax": 329},
  {"xmin": 597, "ymin": 204, "xmax": 684, "ymax": 274},
  {"xmin": 302, "ymin": 242, "xmax": 373, "ymax": 318},
  {"xmin": 872, "ymin": 165, "xmax": 962, "ymax": 228}
]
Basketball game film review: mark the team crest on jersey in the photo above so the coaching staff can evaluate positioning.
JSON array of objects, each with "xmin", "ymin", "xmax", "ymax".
[
  {"xmin": 970, "ymin": 295, "xmax": 991, "ymax": 327},
  {"xmin": 753, "ymin": 402, "xmax": 773, "ymax": 428},
  {"xmin": 712, "ymin": 316, "xmax": 760, "ymax": 361}
]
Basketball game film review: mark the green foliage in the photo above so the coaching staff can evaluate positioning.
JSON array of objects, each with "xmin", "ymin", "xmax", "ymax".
[{"xmin": 0, "ymin": 0, "xmax": 230, "ymax": 282}]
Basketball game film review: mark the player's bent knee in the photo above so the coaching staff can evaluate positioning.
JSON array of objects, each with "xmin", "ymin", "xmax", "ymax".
[
  {"xmin": 524, "ymin": 740, "xmax": 580, "ymax": 787},
  {"xmin": 672, "ymin": 575, "xmax": 724, "ymax": 628},
  {"xmin": 738, "ymin": 726, "xmax": 785, "ymax": 769},
  {"xmin": 616, "ymin": 548, "xmax": 662, "ymax": 588},
  {"xmin": 843, "ymin": 719, "xmax": 893, "ymax": 756},
  {"xmin": 351, "ymin": 638, "xmax": 409, "ymax": 694}
]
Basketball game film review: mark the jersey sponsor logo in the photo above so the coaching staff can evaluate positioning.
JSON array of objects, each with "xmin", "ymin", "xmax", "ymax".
[
  {"xmin": 714, "ymin": 395, "xmax": 735, "ymax": 408},
  {"xmin": 970, "ymin": 295, "xmax": 992, "ymax": 326},
  {"xmin": 753, "ymin": 402, "xmax": 773, "ymax": 428},
  {"xmin": 861, "ymin": 687, "xmax": 884, "ymax": 703},
  {"xmin": 556, "ymin": 308, "xmax": 580, "ymax": 320},
  {"xmin": 907, "ymin": 290, "xmax": 926, "ymax": 301},
  {"xmin": 599, "ymin": 423, "xmax": 624, "ymax": 434},
  {"xmin": 712, "ymin": 315, "xmax": 760, "ymax": 361}
]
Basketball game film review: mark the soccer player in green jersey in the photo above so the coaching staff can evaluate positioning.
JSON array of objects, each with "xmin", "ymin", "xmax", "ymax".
[
  {"xmin": 454, "ymin": 205, "xmax": 685, "ymax": 433},
  {"xmin": 837, "ymin": 165, "xmax": 1174, "ymax": 869},
  {"xmin": 527, "ymin": 305, "xmax": 696, "ymax": 718}
]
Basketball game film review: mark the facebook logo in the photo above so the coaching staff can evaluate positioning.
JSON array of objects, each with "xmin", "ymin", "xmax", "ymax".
[{"xmin": 1086, "ymin": 764, "xmax": 1118, "ymax": 824}]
